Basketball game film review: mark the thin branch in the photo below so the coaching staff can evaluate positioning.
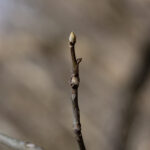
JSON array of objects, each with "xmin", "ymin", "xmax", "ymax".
[
  {"xmin": 0, "ymin": 133, "xmax": 44, "ymax": 150},
  {"xmin": 69, "ymin": 32, "xmax": 86, "ymax": 150}
]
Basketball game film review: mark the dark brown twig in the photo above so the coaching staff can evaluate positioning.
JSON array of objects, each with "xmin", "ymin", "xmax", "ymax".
[{"xmin": 69, "ymin": 32, "xmax": 86, "ymax": 150}]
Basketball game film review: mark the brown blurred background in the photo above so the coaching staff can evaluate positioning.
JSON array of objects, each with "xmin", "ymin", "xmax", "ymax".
[{"xmin": 0, "ymin": 0, "xmax": 150, "ymax": 150}]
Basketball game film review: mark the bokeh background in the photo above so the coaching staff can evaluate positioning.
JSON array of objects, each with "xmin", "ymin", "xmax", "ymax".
[{"xmin": 0, "ymin": 0, "xmax": 150, "ymax": 150}]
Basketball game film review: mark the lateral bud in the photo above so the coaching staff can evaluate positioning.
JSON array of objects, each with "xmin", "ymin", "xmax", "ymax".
[
  {"xmin": 71, "ymin": 76, "xmax": 79, "ymax": 88},
  {"xmin": 69, "ymin": 32, "xmax": 76, "ymax": 45}
]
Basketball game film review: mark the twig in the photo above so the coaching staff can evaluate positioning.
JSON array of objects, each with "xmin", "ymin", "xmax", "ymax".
[
  {"xmin": 69, "ymin": 32, "xmax": 86, "ymax": 150},
  {"xmin": 0, "ymin": 133, "xmax": 44, "ymax": 150}
]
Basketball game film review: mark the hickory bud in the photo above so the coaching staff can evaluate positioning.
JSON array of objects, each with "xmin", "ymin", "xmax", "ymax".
[{"xmin": 69, "ymin": 32, "xmax": 76, "ymax": 45}]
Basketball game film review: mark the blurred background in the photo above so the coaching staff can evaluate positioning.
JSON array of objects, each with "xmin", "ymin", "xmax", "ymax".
[{"xmin": 0, "ymin": 0, "xmax": 150, "ymax": 150}]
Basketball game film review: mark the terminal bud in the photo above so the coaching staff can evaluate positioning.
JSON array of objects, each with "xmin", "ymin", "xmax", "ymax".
[{"xmin": 69, "ymin": 32, "xmax": 76, "ymax": 45}]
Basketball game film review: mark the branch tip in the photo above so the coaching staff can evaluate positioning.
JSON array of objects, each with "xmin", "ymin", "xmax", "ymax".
[{"xmin": 69, "ymin": 32, "xmax": 86, "ymax": 150}]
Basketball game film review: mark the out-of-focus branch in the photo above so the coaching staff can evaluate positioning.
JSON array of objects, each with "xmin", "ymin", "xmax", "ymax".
[
  {"xmin": 69, "ymin": 32, "xmax": 86, "ymax": 150},
  {"xmin": 119, "ymin": 38, "xmax": 150, "ymax": 150},
  {"xmin": 0, "ymin": 133, "xmax": 44, "ymax": 150}
]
